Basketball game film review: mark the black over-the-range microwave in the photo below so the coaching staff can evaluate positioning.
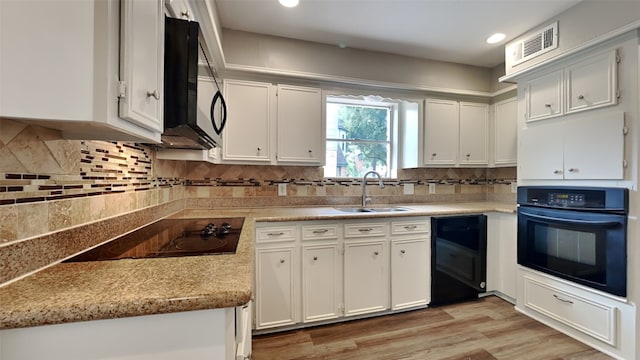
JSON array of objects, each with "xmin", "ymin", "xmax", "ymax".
[{"xmin": 161, "ymin": 16, "xmax": 226, "ymax": 150}]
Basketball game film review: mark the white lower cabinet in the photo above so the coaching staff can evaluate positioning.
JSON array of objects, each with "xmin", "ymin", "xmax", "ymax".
[
  {"xmin": 516, "ymin": 267, "xmax": 636, "ymax": 360},
  {"xmin": 486, "ymin": 212, "xmax": 517, "ymax": 300},
  {"xmin": 390, "ymin": 219, "xmax": 430, "ymax": 310},
  {"xmin": 301, "ymin": 222, "xmax": 341, "ymax": 322},
  {"xmin": 254, "ymin": 224, "xmax": 299, "ymax": 330},
  {"xmin": 254, "ymin": 217, "xmax": 430, "ymax": 332},
  {"xmin": 344, "ymin": 241, "xmax": 389, "ymax": 316}
]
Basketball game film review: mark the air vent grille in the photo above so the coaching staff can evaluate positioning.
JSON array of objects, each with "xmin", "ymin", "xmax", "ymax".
[{"xmin": 510, "ymin": 22, "xmax": 558, "ymax": 65}]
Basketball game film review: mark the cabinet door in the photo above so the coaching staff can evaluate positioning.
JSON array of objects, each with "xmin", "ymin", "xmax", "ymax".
[
  {"xmin": 493, "ymin": 98, "xmax": 518, "ymax": 166},
  {"xmin": 525, "ymin": 70, "xmax": 563, "ymax": 122},
  {"xmin": 486, "ymin": 213, "xmax": 517, "ymax": 299},
  {"xmin": 344, "ymin": 241, "xmax": 389, "ymax": 316},
  {"xmin": 565, "ymin": 50, "xmax": 618, "ymax": 115},
  {"xmin": 255, "ymin": 247, "xmax": 297, "ymax": 329},
  {"xmin": 518, "ymin": 121, "xmax": 564, "ymax": 180},
  {"xmin": 119, "ymin": 0, "xmax": 164, "ymax": 133},
  {"xmin": 223, "ymin": 80, "xmax": 272, "ymax": 162},
  {"xmin": 563, "ymin": 112, "xmax": 624, "ymax": 180},
  {"xmin": 459, "ymin": 102, "xmax": 488, "ymax": 165},
  {"xmin": 302, "ymin": 244, "xmax": 341, "ymax": 322},
  {"xmin": 277, "ymin": 85, "xmax": 323, "ymax": 164},
  {"xmin": 391, "ymin": 239, "xmax": 429, "ymax": 310},
  {"xmin": 424, "ymin": 99, "xmax": 459, "ymax": 166}
]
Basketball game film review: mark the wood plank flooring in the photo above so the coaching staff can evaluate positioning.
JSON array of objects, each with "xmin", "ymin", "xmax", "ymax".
[{"xmin": 252, "ymin": 296, "xmax": 612, "ymax": 360}]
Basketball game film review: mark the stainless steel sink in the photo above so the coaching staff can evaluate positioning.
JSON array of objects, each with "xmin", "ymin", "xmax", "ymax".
[
  {"xmin": 334, "ymin": 207, "xmax": 374, "ymax": 213},
  {"xmin": 334, "ymin": 207, "xmax": 410, "ymax": 213},
  {"xmin": 370, "ymin": 207, "xmax": 410, "ymax": 212}
]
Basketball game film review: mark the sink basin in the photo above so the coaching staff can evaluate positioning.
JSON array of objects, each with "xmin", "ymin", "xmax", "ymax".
[
  {"xmin": 334, "ymin": 207, "xmax": 410, "ymax": 213},
  {"xmin": 370, "ymin": 207, "xmax": 410, "ymax": 212},
  {"xmin": 334, "ymin": 207, "xmax": 374, "ymax": 213}
]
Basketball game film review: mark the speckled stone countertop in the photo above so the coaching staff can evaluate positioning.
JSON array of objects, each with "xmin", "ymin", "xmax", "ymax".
[{"xmin": 0, "ymin": 202, "xmax": 515, "ymax": 329}]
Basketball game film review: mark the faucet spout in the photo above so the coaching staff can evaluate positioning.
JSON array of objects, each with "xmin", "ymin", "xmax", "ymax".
[{"xmin": 362, "ymin": 170, "xmax": 384, "ymax": 208}]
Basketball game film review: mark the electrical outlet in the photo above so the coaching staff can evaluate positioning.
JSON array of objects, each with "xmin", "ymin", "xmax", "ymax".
[
  {"xmin": 278, "ymin": 183, "xmax": 287, "ymax": 196},
  {"xmin": 511, "ymin": 182, "xmax": 518, "ymax": 193},
  {"xmin": 428, "ymin": 183, "xmax": 436, "ymax": 194},
  {"xmin": 403, "ymin": 183, "xmax": 414, "ymax": 195}
]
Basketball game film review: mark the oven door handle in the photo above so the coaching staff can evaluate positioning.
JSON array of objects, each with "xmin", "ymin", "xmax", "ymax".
[{"xmin": 521, "ymin": 212, "xmax": 622, "ymax": 228}]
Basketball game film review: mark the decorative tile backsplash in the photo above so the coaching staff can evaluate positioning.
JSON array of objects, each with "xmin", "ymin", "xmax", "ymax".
[{"xmin": 0, "ymin": 118, "xmax": 515, "ymax": 283}]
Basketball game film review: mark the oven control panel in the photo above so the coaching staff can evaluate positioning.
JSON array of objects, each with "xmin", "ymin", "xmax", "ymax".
[{"xmin": 548, "ymin": 193, "xmax": 585, "ymax": 207}]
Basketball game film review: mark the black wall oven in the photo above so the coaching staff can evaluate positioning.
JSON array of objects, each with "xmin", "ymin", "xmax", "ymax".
[{"xmin": 517, "ymin": 186, "xmax": 628, "ymax": 297}]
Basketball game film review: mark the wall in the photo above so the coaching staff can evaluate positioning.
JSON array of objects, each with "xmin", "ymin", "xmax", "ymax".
[
  {"xmin": 504, "ymin": 1, "xmax": 640, "ymax": 76},
  {"xmin": 221, "ymin": 29, "xmax": 499, "ymax": 96},
  {"xmin": 0, "ymin": 117, "xmax": 515, "ymax": 284}
]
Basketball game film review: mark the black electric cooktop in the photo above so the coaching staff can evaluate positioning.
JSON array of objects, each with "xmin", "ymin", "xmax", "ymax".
[{"xmin": 64, "ymin": 217, "xmax": 245, "ymax": 262}]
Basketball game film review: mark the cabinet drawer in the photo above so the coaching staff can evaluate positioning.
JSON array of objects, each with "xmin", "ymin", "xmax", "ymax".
[
  {"xmin": 523, "ymin": 276, "xmax": 616, "ymax": 345},
  {"xmin": 256, "ymin": 226, "xmax": 297, "ymax": 243},
  {"xmin": 302, "ymin": 224, "xmax": 338, "ymax": 241},
  {"xmin": 344, "ymin": 223, "xmax": 386, "ymax": 238},
  {"xmin": 391, "ymin": 220, "xmax": 429, "ymax": 235}
]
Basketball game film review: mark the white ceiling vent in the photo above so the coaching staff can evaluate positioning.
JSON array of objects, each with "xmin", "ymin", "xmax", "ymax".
[{"xmin": 509, "ymin": 22, "xmax": 558, "ymax": 65}]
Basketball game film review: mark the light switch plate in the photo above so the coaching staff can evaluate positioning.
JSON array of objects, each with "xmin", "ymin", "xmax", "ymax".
[
  {"xmin": 278, "ymin": 183, "xmax": 287, "ymax": 196},
  {"xmin": 403, "ymin": 183, "xmax": 414, "ymax": 195},
  {"xmin": 428, "ymin": 183, "xmax": 436, "ymax": 194}
]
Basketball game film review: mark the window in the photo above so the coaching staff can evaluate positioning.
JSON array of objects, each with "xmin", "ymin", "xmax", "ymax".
[{"xmin": 324, "ymin": 96, "xmax": 395, "ymax": 178}]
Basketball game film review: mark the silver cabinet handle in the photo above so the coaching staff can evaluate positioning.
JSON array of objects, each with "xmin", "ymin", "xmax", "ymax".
[
  {"xmin": 308, "ymin": 149, "xmax": 312, "ymax": 153},
  {"xmin": 568, "ymin": 168, "xmax": 578, "ymax": 173},
  {"xmin": 181, "ymin": 10, "xmax": 190, "ymax": 18},
  {"xmin": 431, "ymin": 153, "xmax": 437, "ymax": 157},
  {"xmin": 257, "ymin": 147, "xmax": 262, "ymax": 151},
  {"xmin": 466, "ymin": 154, "xmax": 470, "ymax": 158},
  {"xmin": 313, "ymin": 256, "xmax": 318, "ymax": 261},
  {"xmin": 146, "ymin": 90, "xmax": 160, "ymax": 100},
  {"xmin": 578, "ymin": 94, "xmax": 584, "ymax": 100},
  {"xmin": 279, "ymin": 259, "xmax": 285, "ymax": 264},
  {"xmin": 553, "ymin": 170, "xmax": 562, "ymax": 175},
  {"xmin": 404, "ymin": 225, "xmax": 417, "ymax": 230},
  {"xmin": 373, "ymin": 251, "xmax": 379, "ymax": 256},
  {"xmin": 545, "ymin": 103, "xmax": 552, "ymax": 107},
  {"xmin": 267, "ymin": 232, "xmax": 285, "ymax": 236},
  {"xmin": 312, "ymin": 229, "xmax": 329, "ymax": 234},
  {"xmin": 553, "ymin": 294, "xmax": 574, "ymax": 304},
  {"xmin": 400, "ymin": 250, "xmax": 406, "ymax": 254},
  {"xmin": 358, "ymin": 228, "xmax": 373, "ymax": 232}
]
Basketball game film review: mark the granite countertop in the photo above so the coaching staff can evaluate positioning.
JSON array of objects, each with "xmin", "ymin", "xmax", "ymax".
[{"xmin": 0, "ymin": 201, "xmax": 515, "ymax": 329}]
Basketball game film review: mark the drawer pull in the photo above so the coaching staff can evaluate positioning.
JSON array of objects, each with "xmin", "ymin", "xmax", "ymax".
[
  {"xmin": 312, "ymin": 229, "xmax": 329, "ymax": 234},
  {"xmin": 403, "ymin": 225, "xmax": 417, "ymax": 230},
  {"xmin": 279, "ymin": 259, "xmax": 285, "ymax": 264},
  {"xmin": 373, "ymin": 251, "xmax": 379, "ymax": 256},
  {"xmin": 553, "ymin": 294, "xmax": 574, "ymax": 304},
  {"xmin": 358, "ymin": 228, "xmax": 373, "ymax": 232},
  {"xmin": 400, "ymin": 250, "xmax": 406, "ymax": 254},
  {"xmin": 313, "ymin": 256, "xmax": 318, "ymax": 261},
  {"xmin": 267, "ymin": 232, "xmax": 285, "ymax": 236}
]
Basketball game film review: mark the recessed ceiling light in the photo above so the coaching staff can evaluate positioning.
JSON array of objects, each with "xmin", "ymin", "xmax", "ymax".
[
  {"xmin": 486, "ymin": 33, "xmax": 506, "ymax": 44},
  {"xmin": 279, "ymin": 0, "xmax": 299, "ymax": 7}
]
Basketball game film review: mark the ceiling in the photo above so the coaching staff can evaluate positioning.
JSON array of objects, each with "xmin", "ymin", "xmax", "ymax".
[{"xmin": 214, "ymin": 0, "xmax": 582, "ymax": 68}]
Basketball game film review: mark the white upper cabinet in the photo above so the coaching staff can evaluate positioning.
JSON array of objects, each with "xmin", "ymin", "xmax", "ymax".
[
  {"xmin": 524, "ymin": 49, "xmax": 618, "ymax": 122},
  {"xmin": 459, "ymin": 102, "xmax": 489, "ymax": 165},
  {"xmin": 519, "ymin": 112, "xmax": 625, "ymax": 180},
  {"xmin": 276, "ymin": 85, "xmax": 323, "ymax": 164},
  {"xmin": 119, "ymin": 0, "xmax": 164, "ymax": 133},
  {"xmin": 492, "ymin": 97, "xmax": 518, "ymax": 166},
  {"xmin": 0, "ymin": 0, "xmax": 163, "ymax": 142},
  {"xmin": 424, "ymin": 99, "xmax": 459, "ymax": 166},
  {"xmin": 565, "ymin": 50, "xmax": 618, "ymax": 114},
  {"xmin": 524, "ymin": 70, "xmax": 563, "ymax": 122},
  {"xmin": 423, "ymin": 99, "xmax": 488, "ymax": 167},
  {"xmin": 222, "ymin": 79, "xmax": 273, "ymax": 163}
]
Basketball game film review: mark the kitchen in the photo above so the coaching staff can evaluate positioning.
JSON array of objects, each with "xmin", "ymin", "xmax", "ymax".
[{"xmin": 0, "ymin": 0, "xmax": 639, "ymax": 359}]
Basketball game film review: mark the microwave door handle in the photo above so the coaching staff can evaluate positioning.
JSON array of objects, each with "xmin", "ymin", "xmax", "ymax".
[
  {"xmin": 211, "ymin": 90, "xmax": 227, "ymax": 136},
  {"xmin": 522, "ymin": 212, "xmax": 622, "ymax": 228}
]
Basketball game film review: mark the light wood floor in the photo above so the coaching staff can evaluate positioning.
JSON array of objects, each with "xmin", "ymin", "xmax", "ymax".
[{"xmin": 252, "ymin": 296, "xmax": 612, "ymax": 360}]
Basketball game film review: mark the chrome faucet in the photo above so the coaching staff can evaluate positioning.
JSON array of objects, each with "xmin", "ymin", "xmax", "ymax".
[{"xmin": 362, "ymin": 170, "xmax": 384, "ymax": 207}]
